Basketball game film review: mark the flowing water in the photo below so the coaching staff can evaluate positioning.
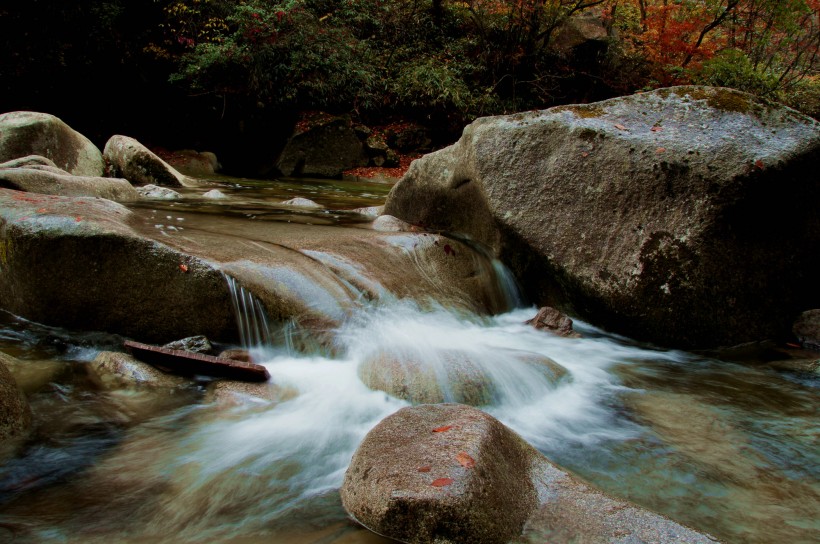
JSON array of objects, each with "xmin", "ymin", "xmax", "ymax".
[{"xmin": 0, "ymin": 175, "xmax": 817, "ymax": 543}]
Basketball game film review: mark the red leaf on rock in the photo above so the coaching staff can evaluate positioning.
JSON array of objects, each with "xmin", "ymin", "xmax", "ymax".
[
  {"xmin": 651, "ymin": 126, "xmax": 663, "ymax": 132},
  {"xmin": 418, "ymin": 466, "xmax": 431, "ymax": 473},
  {"xmin": 179, "ymin": 264, "xmax": 189, "ymax": 273},
  {"xmin": 581, "ymin": 152, "xmax": 589, "ymax": 158},
  {"xmin": 431, "ymin": 478, "xmax": 454, "ymax": 487},
  {"xmin": 37, "ymin": 208, "xmax": 47, "ymax": 213},
  {"xmin": 456, "ymin": 452, "xmax": 475, "ymax": 468},
  {"xmin": 754, "ymin": 159, "xmax": 765, "ymax": 170},
  {"xmin": 656, "ymin": 147, "xmax": 666, "ymax": 153},
  {"xmin": 432, "ymin": 425, "xmax": 453, "ymax": 433},
  {"xmin": 75, "ymin": 216, "xmax": 83, "ymax": 222}
]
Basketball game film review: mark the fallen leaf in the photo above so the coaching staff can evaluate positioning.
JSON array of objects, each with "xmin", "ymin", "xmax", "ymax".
[
  {"xmin": 456, "ymin": 452, "xmax": 475, "ymax": 468},
  {"xmin": 785, "ymin": 342, "xmax": 801, "ymax": 348},
  {"xmin": 75, "ymin": 216, "xmax": 83, "ymax": 222},
  {"xmin": 581, "ymin": 152, "xmax": 589, "ymax": 158},
  {"xmin": 651, "ymin": 126, "xmax": 663, "ymax": 132},
  {"xmin": 37, "ymin": 208, "xmax": 47, "ymax": 213},
  {"xmin": 432, "ymin": 425, "xmax": 453, "ymax": 433},
  {"xmin": 754, "ymin": 159, "xmax": 765, "ymax": 170},
  {"xmin": 614, "ymin": 124, "xmax": 627, "ymax": 131},
  {"xmin": 656, "ymin": 147, "xmax": 666, "ymax": 153},
  {"xmin": 431, "ymin": 478, "xmax": 454, "ymax": 487},
  {"xmin": 418, "ymin": 466, "xmax": 431, "ymax": 473},
  {"xmin": 179, "ymin": 264, "xmax": 189, "ymax": 273},
  {"xmin": 443, "ymin": 244, "xmax": 456, "ymax": 256}
]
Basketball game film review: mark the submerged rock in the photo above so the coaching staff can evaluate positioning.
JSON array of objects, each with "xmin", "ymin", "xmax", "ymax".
[
  {"xmin": 358, "ymin": 349, "xmax": 567, "ymax": 406},
  {"xmin": 203, "ymin": 379, "xmax": 298, "ymax": 408},
  {"xmin": 89, "ymin": 351, "xmax": 191, "ymax": 389},
  {"xmin": 137, "ymin": 184, "xmax": 181, "ymax": 200},
  {"xmin": 0, "ymin": 111, "xmax": 105, "ymax": 177},
  {"xmin": 202, "ymin": 189, "xmax": 228, "ymax": 199},
  {"xmin": 281, "ymin": 197, "xmax": 323, "ymax": 208},
  {"xmin": 384, "ymin": 86, "xmax": 820, "ymax": 349}
]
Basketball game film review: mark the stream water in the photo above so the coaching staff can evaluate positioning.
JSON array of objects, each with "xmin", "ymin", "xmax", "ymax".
[{"xmin": 0, "ymin": 175, "xmax": 817, "ymax": 543}]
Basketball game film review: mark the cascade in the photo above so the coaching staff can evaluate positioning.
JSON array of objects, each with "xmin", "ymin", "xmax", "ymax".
[{"xmin": 223, "ymin": 273, "xmax": 273, "ymax": 350}]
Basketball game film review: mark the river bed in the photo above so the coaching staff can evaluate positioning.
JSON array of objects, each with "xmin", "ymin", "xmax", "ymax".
[{"xmin": 0, "ymin": 174, "xmax": 817, "ymax": 543}]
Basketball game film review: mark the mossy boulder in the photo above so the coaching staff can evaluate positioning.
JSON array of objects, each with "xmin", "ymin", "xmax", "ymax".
[
  {"xmin": 276, "ymin": 115, "xmax": 368, "ymax": 178},
  {"xmin": 0, "ymin": 111, "xmax": 105, "ymax": 177}
]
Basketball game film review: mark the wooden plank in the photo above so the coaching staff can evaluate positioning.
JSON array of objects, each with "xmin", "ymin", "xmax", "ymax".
[{"xmin": 124, "ymin": 340, "xmax": 270, "ymax": 382}]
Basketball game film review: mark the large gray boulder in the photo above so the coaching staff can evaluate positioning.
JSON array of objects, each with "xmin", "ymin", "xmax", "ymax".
[
  {"xmin": 104, "ymin": 135, "xmax": 192, "ymax": 188},
  {"xmin": 384, "ymin": 86, "xmax": 820, "ymax": 348},
  {"xmin": 0, "ymin": 188, "xmax": 237, "ymax": 344},
  {"xmin": 341, "ymin": 404, "xmax": 716, "ymax": 544},
  {"xmin": 0, "ymin": 111, "xmax": 105, "ymax": 177},
  {"xmin": 276, "ymin": 115, "xmax": 368, "ymax": 178},
  {"xmin": 0, "ymin": 164, "xmax": 138, "ymax": 201}
]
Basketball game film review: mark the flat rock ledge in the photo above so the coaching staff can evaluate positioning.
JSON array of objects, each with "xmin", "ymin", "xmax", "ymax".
[{"xmin": 341, "ymin": 404, "xmax": 718, "ymax": 544}]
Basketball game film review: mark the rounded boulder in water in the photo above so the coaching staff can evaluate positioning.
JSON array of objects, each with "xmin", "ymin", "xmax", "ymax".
[{"xmin": 341, "ymin": 403, "xmax": 543, "ymax": 544}]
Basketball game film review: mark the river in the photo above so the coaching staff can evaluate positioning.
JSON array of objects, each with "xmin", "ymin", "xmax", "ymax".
[{"xmin": 0, "ymin": 174, "xmax": 817, "ymax": 543}]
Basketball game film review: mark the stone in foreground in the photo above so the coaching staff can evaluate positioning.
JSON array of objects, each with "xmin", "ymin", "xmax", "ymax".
[
  {"xmin": 341, "ymin": 404, "xmax": 541, "ymax": 544},
  {"xmin": 341, "ymin": 404, "xmax": 718, "ymax": 544}
]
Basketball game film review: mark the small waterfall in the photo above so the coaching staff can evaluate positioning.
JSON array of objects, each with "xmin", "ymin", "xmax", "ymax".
[
  {"xmin": 223, "ymin": 274, "xmax": 273, "ymax": 349},
  {"xmin": 491, "ymin": 258, "xmax": 524, "ymax": 310}
]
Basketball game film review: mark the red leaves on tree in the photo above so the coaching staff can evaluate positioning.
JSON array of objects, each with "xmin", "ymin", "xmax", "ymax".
[{"xmin": 431, "ymin": 477, "xmax": 454, "ymax": 487}]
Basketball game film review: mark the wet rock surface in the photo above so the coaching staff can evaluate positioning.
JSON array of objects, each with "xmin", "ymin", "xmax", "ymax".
[
  {"xmin": 0, "ymin": 165, "xmax": 138, "ymax": 201},
  {"xmin": 792, "ymin": 309, "xmax": 820, "ymax": 350},
  {"xmin": 88, "ymin": 351, "xmax": 191, "ymax": 390},
  {"xmin": 526, "ymin": 306, "xmax": 581, "ymax": 338},
  {"xmin": 0, "ymin": 351, "xmax": 32, "ymax": 441},
  {"xmin": 384, "ymin": 86, "xmax": 820, "ymax": 349},
  {"xmin": 358, "ymin": 349, "xmax": 567, "ymax": 406}
]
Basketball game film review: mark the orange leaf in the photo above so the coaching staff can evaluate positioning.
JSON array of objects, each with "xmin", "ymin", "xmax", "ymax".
[
  {"xmin": 432, "ymin": 425, "xmax": 453, "ymax": 433},
  {"xmin": 418, "ymin": 466, "xmax": 431, "ymax": 473},
  {"xmin": 614, "ymin": 124, "xmax": 627, "ymax": 131},
  {"xmin": 179, "ymin": 264, "xmax": 189, "ymax": 273},
  {"xmin": 456, "ymin": 452, "xmax": 475, "ymax": 468},
  {"xmin": 581, "ymin": 152, "xmax": 589, "ymax": 158},
  {"xmin": 37, "ymin": 208, "xmax": 47, "ymax": 213},
  {"xmin": 656, "ymin": 147, "xmax": 666, "ymax": 153},
  {"xmin": 431, "ymin": 477, "xmax": 453, "ymax": 487}
]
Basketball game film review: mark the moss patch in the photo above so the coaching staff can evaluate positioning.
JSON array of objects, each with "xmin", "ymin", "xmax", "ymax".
[{"xmin": 554, "ymin": 104, "xmax": 606, "ymax": 119}]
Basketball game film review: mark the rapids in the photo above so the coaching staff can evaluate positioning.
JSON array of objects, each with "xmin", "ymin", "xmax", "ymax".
[{"xmin": 0, "ymin": 175, "xmax": 816, "ymax": 543}]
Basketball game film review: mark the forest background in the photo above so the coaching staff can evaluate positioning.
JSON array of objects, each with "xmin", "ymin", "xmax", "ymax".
[{"xmin": 2, "ymin": 0, "xmax": 818, "ymax": 175}]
